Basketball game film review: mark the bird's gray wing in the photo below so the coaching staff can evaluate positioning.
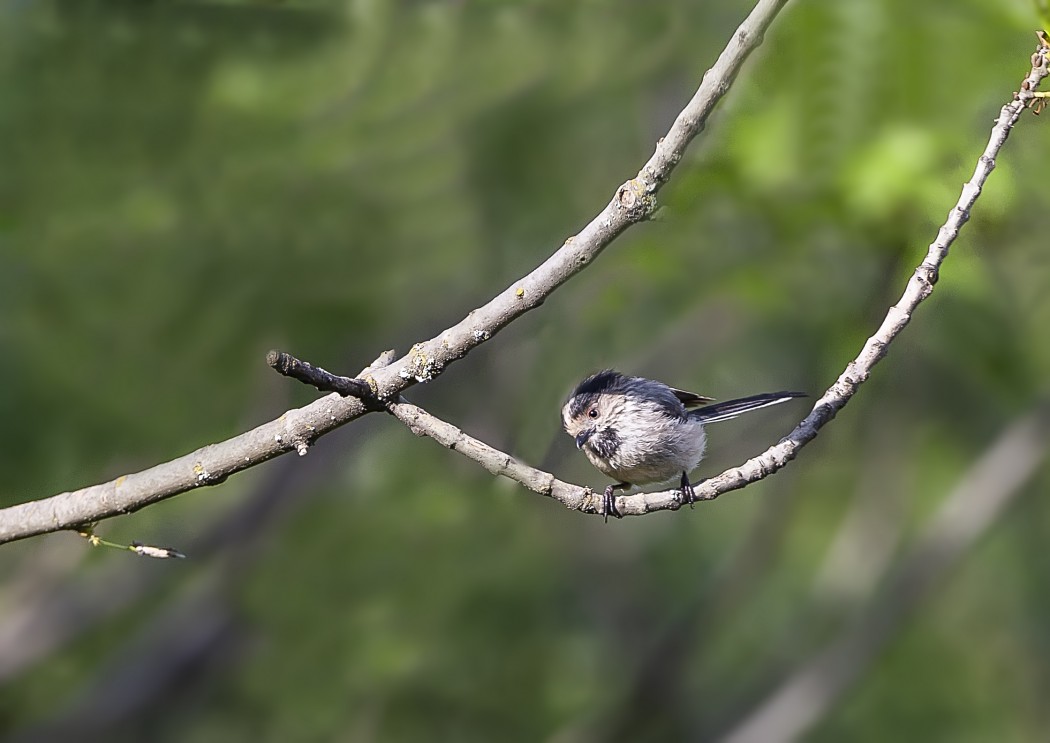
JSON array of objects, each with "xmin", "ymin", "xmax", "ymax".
[{"xmin": 669, "ymin": 386, "xmax": 716, "ymax": 409}]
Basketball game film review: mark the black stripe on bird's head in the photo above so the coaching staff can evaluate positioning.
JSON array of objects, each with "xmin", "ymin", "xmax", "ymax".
[{"xmin": 566, "ymin": 369, "xmax": 625, "ymax": 419}]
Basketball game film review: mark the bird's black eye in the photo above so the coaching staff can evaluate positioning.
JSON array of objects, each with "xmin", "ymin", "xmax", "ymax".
[{"xmin": 588, "ymin": 408, "xmax": 599, "ymax": 418}]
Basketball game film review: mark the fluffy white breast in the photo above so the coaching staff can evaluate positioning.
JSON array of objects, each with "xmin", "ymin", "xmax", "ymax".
[{"xmin": 589, "ymin": 402, "xmax": 708, "ymax": 486}]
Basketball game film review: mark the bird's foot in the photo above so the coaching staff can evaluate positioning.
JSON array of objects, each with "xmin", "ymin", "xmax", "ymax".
[
  {"xmin": 678, "ymin": 472, "xmax": 696, "ymax": 509},
  {"xmin": 602, "ymin": 484, "xmax": 624, "ymax": 523}
]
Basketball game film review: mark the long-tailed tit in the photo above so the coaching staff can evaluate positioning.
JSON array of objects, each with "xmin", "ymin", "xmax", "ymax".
[{"xmin": 562, "ymin": 370, "xmax": 805, "ymax": 521}]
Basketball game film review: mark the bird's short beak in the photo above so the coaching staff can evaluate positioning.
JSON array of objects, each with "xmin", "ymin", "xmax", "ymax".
[{"xmin": 575, "ymin": 430, "xmax": 594, "ymax": 449}]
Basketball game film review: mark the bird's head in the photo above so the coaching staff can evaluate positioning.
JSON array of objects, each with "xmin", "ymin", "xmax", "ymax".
[{"xmin": 562, "ymin": 370, "xmax": 628, "ymax": 454}]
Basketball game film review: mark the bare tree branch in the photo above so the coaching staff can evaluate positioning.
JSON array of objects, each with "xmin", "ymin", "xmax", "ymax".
[
  {"xmin": 267, "ymin": 37, "xmax": 1050, "ymax": 521},
  {"xmin": 0, "ymin": 0, "xmax": 792, "ymax": 545},
  {"xmin": 716, "ymin": 403, "xmax": 1050, "ymax": 743},
  {"xmin": 589, "ymin": 37, "xmax": 1050, "ymax": 514}
]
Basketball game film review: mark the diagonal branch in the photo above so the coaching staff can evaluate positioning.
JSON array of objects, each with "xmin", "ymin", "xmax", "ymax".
[{"xmin": 0, "ymin": 0, "xmax": 792, "ymax": 545}]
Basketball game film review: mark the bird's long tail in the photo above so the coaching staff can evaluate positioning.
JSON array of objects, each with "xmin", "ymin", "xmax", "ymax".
[{"xmin": 689, "ymin": 391, "xmax": 806, "ymax": 424}]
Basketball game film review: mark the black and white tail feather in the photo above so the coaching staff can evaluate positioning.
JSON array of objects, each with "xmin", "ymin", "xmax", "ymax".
[{"xmin": 687, "ymin": 392, "xmax": 805, "ymax": 424}]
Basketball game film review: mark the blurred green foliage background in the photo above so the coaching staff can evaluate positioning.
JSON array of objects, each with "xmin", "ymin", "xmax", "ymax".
[{"xmin": 2, "ymin": 0, "xmax": 1049, "ymax": 740}]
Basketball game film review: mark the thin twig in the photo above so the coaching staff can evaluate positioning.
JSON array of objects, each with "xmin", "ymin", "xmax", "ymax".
[
  {"xmin": 265, "ymin": 350, "xmax": 596, "ymax": 508},
  {"xmin": 266, "ymin": 349, "xmax": 376, "ymax": 401},
  {"xmin": 0, "ymin": 0, "xmax": 791, "ymax": 545}
]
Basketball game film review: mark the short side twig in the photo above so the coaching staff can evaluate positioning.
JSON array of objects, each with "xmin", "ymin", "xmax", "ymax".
[{"xmin": 266, "ymin": 349, "xmax": 376, "ymax": 401}]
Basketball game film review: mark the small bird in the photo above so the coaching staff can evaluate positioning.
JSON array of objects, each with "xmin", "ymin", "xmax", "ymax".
[{"xmin": 562, "ymin": 370, "xmax": 805, "ymax": 521}]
